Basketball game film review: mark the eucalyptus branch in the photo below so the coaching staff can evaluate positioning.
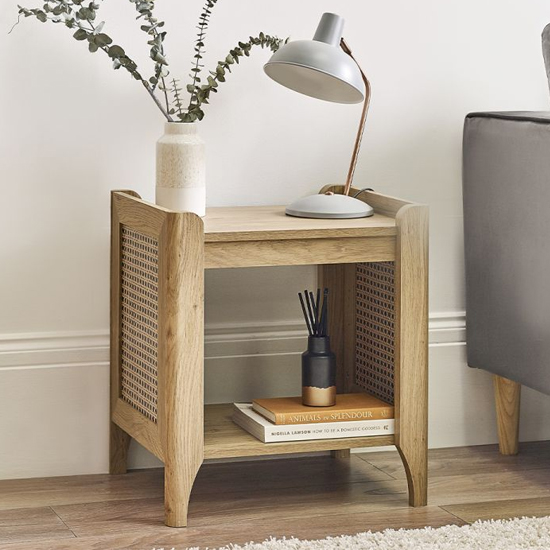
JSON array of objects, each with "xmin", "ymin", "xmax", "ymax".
[
  {"xmin": 181, "ymin": 33, "xmax": 287, "ymax": 122},
  {"xmin": 8, "ymin": 13, "xmax": 22, "ymax": 34},
  {"xmin": 15, "ymin": 0, "xmax": 173, "ymax": 121},
  {"xmin": 129, "ymin": 0, "xmax": 170, "ymax": 113},
  {"xmin": 14, "ymin": 1, "xmax": 287, "ymax": 124},
  {"xmin": 188, "ymin": 0, "xmax": 219, "ymax": 110},
  {"xmin": 143, "ymin": 81, "xmax": 173, "ymax": 121},
  {"xmin": 158, "ymin": 81, "xmax": 170, "ymax": 118},
  {"xmin": 171, "ymin": 79, "xmax": 184, "ymax": 117}
]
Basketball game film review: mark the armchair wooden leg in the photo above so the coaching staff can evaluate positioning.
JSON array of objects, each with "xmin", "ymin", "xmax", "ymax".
[
  {"xmin": 109, "ymin": 422, "xmax": 130, "ymax": 475},
  {"xmin": 493, "ymin": 374, "xmax": 521, "ymax": 456}
]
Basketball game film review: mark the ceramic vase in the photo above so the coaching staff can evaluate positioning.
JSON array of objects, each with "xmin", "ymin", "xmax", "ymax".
[
  {"xmin": 302, "ymin": 336, "xmax": 337, "ymax": 407},
  {"xmin": 155, "ymin": 122, "xmax": 206, "ymax": 217}
]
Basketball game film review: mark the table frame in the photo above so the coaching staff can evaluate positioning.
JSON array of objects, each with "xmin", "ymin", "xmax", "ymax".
[{"xmin": 110, "ymin": 186, "xmax": 428, "ymax": 527}]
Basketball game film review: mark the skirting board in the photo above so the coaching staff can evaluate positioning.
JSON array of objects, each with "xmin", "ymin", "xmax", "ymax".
[
  {"xmin": 1, "ymin": 312, "xmax": 550, "ymax": 479},
  {"xmin": 0, "ymin": 312, "xmax": 466, "ymax": 369}
]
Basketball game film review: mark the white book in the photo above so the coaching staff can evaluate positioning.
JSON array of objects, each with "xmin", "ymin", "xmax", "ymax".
[{"xmin": 232, "ymin": 403, "xmax": 394, "ymax": 443}]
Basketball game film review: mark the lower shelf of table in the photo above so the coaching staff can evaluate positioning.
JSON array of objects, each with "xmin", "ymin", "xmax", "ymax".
[{"xmin": 204, "ymin": 403, "xmax": 396, "ymax": 460}]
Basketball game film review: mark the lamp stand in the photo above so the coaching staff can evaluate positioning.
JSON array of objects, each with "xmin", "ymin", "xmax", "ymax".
[
  {"xmin": 341, "ymin": 38, "xmax": 371, "ymax": 197},
  {"xmin": 285, "ymin": 38, "xmax": 374, "ymax": 219}
]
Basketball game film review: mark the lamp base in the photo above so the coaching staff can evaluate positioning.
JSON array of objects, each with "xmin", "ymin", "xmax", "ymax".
[{"xmin": 285, "ymin": 193, "xmax": 374, "ymax": 219}]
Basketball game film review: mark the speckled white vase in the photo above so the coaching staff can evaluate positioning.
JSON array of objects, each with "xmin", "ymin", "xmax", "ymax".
[{"xmin": 155, "ymin": 122, "xmax": 205, "ymax": 217}]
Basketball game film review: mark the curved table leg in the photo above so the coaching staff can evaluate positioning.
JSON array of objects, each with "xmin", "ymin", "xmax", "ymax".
[
  {"xmin": 395, "ymin": 204, "xmax": 429, "ymax": 507},
  {"xmin": 396, "ymin": 442, "xmax": 428, "ymax": 506}
]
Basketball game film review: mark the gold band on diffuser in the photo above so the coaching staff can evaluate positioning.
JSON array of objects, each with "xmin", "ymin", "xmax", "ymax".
[{"xmin": 302, "ymin": 386, "xmax": 337, "ymax": 407}]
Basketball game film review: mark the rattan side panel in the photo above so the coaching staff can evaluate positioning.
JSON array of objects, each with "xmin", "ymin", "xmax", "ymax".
[
  {"xmin": 355, "ymin": 262, "xmax": 395, "ymax": 404},
  {"xmin": 120, "ymin": 226, "xmax": 159, "ymax": 423}
]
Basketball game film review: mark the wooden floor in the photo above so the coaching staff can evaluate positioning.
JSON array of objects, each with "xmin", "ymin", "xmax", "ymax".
[{"xmin": 0, "ymin": 442, "xmax": 549, "ymax": 549}]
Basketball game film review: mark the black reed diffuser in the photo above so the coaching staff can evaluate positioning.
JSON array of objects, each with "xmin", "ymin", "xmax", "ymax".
[{"xmin": 298, "ymin": 288, "xmax": 336, "ymax": 407}]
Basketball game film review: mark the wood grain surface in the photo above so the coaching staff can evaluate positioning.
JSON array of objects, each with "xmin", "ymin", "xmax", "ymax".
[
  {"xmin": 1, "ymin": 443, "xmax": 549, "ymax": 549},
  {"xmin": 203, "ymin": 404, "xmax": 395, "ymax": 458},
  {"xmin": 494, "ymin": 375, "xmax": 521, "ymax": 456},
  {"xmin": 203, "ymin": 205, "xmax": 397, "ymax": 242},
  {"xmin": 319, "ymin": 185, "xmax": 413, "ymax": 217},
  {"xmin": 109, "ymin": 191, "xmax": 133, "ymax": 475},
  {"xmin": 443, "ymin": 496, "xmax": 550, "ymax": 523},
  {"xmin": 394, "ymin": 204, "xmax": 429, "ymax": 507},
  {"xmin": 157, "ymin": 211, "xmax": 205, "ymax": 527},
  {"xmin": 204, "ymin": 236, "xmax": 396, "ymax": 268},
  {"xmin": 109, "ymin": 189, "xmax": 429, "ymax": 527}
]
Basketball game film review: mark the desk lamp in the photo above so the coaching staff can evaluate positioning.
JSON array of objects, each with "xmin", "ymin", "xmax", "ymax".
[{"xmin": 264, "ymin": 13, "xmax": 373, "ymax": 219}]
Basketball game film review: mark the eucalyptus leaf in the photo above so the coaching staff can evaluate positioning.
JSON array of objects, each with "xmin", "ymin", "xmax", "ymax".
[
  {"xmin": 95, "ymin": 33, "xmax": 112, "ymax": 46},
  {"xmin": 73, "ymin": 28, "xmax": 87, "ymax": 40},
  {"xmin": 108, "ymin": 44, "xmax": 125, "ymax": 58}
]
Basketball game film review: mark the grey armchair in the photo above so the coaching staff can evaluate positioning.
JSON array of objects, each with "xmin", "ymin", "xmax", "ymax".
[{"xmin": 462, "ymin": 26, "xmax": 550, "ymax": 456}]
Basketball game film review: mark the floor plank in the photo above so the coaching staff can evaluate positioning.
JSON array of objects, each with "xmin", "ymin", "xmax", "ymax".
[
  {"xmin": 50, "ymin": 468, "xmax": 550, "ymax": 537},
  {"xmin": 48, "ymin": 455, "xmax": 411, "ymax": 538},
  {"xmin": 52, "ymin": 490, "xmax": 408, "ymax": 539},
  {"xmin": 0, "ymin": 455, "xmax": 389, "ymax": 512},
  {"xmin": 443, "ymin": 497, "xmax": 550, "ymax": 523},
  {"xmin": 0, "ymin": 444, "xmax": 548, "ymax": 549},
  {"xmin": 426, "ymin": 468, "xmax": 550, "ymax": 506},
  {"xmin": 0, "ymin": 507, "xmax": 73, "ymax": 545},
  {"xmin": 0, "ymin": 522, "xmax": 74, "ymax": 545},
  {"xmin": 0, "ymin": 470, "xmax": 164, "ymax": 512},
  {"xmin": 194, "ymin": 453, "xmax": 394, "ymax": 492},
  {"xmin": 0, "ymin": 506, "xmax": 463, "ymax": 550},
  {"xmin": 0, "ymin": 507, "xmax": 63, "ymax": 528},
  {"xmin": 358, "ymin": 441, "xmax": 550, "ymax": 480}
]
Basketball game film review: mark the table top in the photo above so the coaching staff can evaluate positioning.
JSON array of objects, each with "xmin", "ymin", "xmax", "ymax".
[{"xmin": 203, "ymin": 205, "xmax": 397, "ymax": 242}]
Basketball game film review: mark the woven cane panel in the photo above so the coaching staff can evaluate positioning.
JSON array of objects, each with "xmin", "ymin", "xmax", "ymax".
[
  {"xmin": 120, "ymin": 226, "xmax": 159, "ymax": 423},
  {"xmin": 355, "ymin": 262, "xmax": 395, "ymax": 404}
]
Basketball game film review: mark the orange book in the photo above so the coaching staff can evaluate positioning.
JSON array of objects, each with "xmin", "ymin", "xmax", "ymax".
[{"xmin": 252, "ymin": 393, "xmax": 393, "ymax": 425}]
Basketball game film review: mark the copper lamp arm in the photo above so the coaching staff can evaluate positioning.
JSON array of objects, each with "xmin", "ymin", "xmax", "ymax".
[{"xmin": 341, "ymin": 38, "xmax": 371, "ymax": 197}]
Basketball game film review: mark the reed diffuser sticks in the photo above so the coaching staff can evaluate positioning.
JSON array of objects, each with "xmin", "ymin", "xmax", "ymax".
[
  {"xmin": 298, "ymin": 288, "xmax": 329, "ymax": 337},
  {"xmin": 298, "ymin": 287, "xmax": 335, "ymax": 406}
]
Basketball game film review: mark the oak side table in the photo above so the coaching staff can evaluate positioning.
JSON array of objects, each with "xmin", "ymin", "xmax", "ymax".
[{"xmin": 109, "ymin": 186, "xmax": 429, "ymax": 527}]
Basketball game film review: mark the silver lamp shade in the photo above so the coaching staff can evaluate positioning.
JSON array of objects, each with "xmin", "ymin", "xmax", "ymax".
[
  {"xmin": 264, "ymin": 13, "xmax": 373, "ymax": 219},
  {"xmin": 264, "ymin": 13, "xmax": 365, "ymax": 104},
  {"xmin": 264, "ymin": 45, "xmax": 364, "ymax": 104}
]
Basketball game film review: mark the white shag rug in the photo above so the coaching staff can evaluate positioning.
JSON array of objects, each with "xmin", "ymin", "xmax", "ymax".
[{"xmin": 188, "ymin": 516, "xmax": 550, "ymax": 550}]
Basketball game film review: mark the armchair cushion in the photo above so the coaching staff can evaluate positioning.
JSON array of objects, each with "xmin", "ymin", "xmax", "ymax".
[{"xmin": 463, "ymin": 112, "xmax": 550, "ymax": 395}]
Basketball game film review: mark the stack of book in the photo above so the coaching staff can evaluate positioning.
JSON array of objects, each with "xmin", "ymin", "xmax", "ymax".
[{"xmin": 232, "ymin": 393, "xmax": 394, "ymax": 443}]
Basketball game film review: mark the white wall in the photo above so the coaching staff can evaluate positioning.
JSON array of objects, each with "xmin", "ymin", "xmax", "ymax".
[{"xmin": 1, "ymin": 0, "xmax": 550, "ymax": 479}]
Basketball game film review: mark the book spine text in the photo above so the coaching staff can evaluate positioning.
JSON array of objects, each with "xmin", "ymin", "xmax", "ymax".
[
  {"xmin": 272, "ymin": 409, "xmax": 394, "ymax": 425},
  {"xmin": 264, "ymin": 420, "xmax": 394, "ymax": 443}
]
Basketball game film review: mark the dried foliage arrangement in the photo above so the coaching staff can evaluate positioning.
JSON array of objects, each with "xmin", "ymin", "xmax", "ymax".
[{"xmin": 13, "ymin": 0, "xmax": 287, "ymax": 122}]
